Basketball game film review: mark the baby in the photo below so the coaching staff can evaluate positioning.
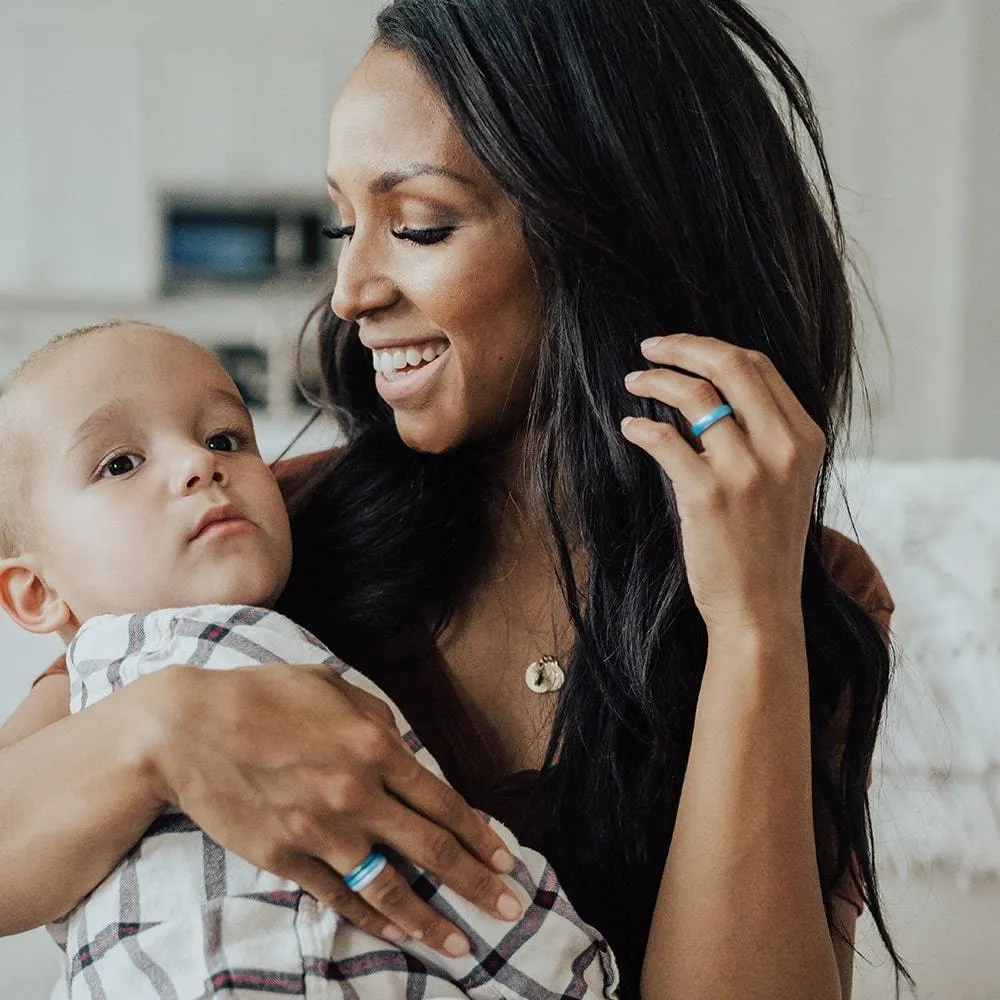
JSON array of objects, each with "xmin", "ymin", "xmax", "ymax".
[{"xmin": 0, "ymin": 322, "xmax": 618, "ymax": 1000}]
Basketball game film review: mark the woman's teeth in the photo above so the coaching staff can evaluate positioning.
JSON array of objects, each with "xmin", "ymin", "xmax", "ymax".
[{"xmin": 372, "ymin": 342, "xmax": 448, "ymax": 379}]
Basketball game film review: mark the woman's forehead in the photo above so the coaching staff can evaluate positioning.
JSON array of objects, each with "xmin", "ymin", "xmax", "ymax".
[{"xmin": 327, "ymin": 48, "xmax": 481, "ymax": 187}]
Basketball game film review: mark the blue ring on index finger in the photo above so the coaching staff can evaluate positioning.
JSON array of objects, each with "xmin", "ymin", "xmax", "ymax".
[{"xmin": 690, "ymin": 404, "xmax": 734, "ymax": 438}]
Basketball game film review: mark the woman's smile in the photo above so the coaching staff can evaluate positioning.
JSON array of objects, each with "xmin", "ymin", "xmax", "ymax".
[{"xmin": 372, "ymin": 343, "xmax": 452, "ymax": 403}]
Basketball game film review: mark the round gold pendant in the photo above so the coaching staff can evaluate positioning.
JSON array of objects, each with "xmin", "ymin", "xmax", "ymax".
[{"xmin": 524, "ymin": 655, "xmax": 565, "ymax": 694}]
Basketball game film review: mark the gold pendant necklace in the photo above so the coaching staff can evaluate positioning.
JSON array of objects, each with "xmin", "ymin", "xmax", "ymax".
[{"xmin": 524, "ymin": 655, "xmax": 565, "ymax": 693}]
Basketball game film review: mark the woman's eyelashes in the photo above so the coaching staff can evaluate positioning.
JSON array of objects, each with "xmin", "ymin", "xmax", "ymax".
[
  {"xmin": 321, "ymin": 224, "xmax": 354, "ymax": 240},
  {"xmin": 321, "ymin": 222, "xmax": 455, "ymax": 245},
  {"xmin": 392, "ymin": 225, "xmax": 455, "ymax": 245}
]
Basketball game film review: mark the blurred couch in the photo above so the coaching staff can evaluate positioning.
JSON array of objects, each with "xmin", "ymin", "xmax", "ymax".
[{"xmin": 831, "ymin": 460, "xmax": 1000, "ymax": 1000}]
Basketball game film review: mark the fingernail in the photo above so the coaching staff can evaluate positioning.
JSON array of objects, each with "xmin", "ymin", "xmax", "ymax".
[
  {"xmin": 496, "ymin": 892, "xmax": 522, "ymax": 921},
  {"xmin": 491, "ymin": 848, "xmax": 515, "ymax": 873},
  {"xmin": 624, "ymin": 371, "xmax": 641, "ymax": 385},
  {"xmin": 444, "ymin": 931, "xmax": 471, "ymax": 957},
  {"xmin": 641, "ymin": 336, "xmax": 662, "ymax": 350},
  {"xmin": 621, "ymin": 416, "xmax": 635, "ymax": 430},
  {"xmin": 383, "ymin": 924, "xmax": 407, "ymax": 943}
]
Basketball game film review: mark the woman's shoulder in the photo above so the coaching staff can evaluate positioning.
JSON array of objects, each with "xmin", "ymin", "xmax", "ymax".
[
  {"xmin": 273, "ymin": 448, "xmax": 343, "ymax": 511},
  {"xmin": 819, "ymin": 526, "xmax": 894, "ymax": 633}
]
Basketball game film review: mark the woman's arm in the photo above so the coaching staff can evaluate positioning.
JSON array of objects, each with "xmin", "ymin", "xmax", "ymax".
[
  {"xmin": 0, "ymin": 663, "xmax": 519, "ymax": 954},
  {"xmin": 0, "ymin": 671, "xmax": 167, "ymax": 934},
  {"xmin": 640, "ymin": 621, "xmax": 843, "ymax": 1000},
  {"xmin": 623, "ymin": 334, "xmax": 852, "ymax": 999},
  {"xmin": 831, "ymin": 899, "xmax": 859, "ymax": 1000}
]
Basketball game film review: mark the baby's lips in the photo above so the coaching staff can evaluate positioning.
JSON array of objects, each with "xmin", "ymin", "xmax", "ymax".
[{"xmin": 189, "ymin": 502, "xmax": 248, "ymax": 541}]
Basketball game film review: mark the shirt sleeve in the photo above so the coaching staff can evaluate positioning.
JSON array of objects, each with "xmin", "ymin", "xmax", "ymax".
[
  {"xmin": 819, "ymin": 527, "xmax": 892, "ymax": 913},
  {"xmin": 272, "ymin": 448, "xmax": 338, "ymax": 513}
]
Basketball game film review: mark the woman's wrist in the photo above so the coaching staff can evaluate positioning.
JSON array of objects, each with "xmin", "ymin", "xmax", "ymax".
[
  {"xmin": 705, "ymin": 606, "xmax": 806, "ymax": 658},
  {"xmin": 124, "ymin": 666, "xmax": 197, "ymax": 809}
]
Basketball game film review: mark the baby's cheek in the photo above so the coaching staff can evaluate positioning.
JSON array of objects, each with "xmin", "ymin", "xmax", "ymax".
[{"xmin": 262, "ymin": 492, "xmax": 294, "ymax": 576}]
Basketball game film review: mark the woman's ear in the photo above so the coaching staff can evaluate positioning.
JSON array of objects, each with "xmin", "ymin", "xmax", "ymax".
[{"xmin": 0, "ymin": 557, "xmax": 74, "ymax": 634}]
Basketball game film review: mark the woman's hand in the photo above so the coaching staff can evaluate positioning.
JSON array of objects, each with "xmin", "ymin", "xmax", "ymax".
[
  {"xmin": 147, "ymin": 663, "xmax": 520, "ymax": 957},
  {"xmin": 621, "ymin": 333, "xmax": 826, "ymax": 636}
]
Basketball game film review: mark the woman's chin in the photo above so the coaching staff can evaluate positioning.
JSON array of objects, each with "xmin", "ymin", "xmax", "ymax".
[{"xmin": 393, "ymin": 412, "xmax": 465, "ymax": 455}]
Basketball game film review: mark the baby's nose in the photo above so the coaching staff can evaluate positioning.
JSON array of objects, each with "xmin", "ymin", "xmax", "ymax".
[{"xmin": 178, "ymin": 449, "xmax": 227, "ymax": 493}]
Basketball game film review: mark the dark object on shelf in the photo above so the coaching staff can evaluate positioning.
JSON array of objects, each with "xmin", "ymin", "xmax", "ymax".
[
  {"xmin": 162, "ymin": 196, "xmax": 331, "ymax": 290},
  {"xmin": 214, "ymin": 344, "xmax": 268, "ymax": 409}
]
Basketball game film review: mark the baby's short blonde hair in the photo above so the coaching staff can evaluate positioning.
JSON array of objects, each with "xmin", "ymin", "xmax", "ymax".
[{"xmin": 0, "ymin": 320, "xmax": 161, "ymax": 558}]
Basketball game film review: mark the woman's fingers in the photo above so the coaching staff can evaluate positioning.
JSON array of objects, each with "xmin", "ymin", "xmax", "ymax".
[
  {"xmin": 318, "ymin": 679, "xmax": 519, "ymax": 954},
  {"xmin": 385, "ymin": 747, "xmax": 516, "ymax": 876},
  {"xmin": 372, "ymin": 797, "xmax": 521, "ymax": 921},
  {"xmin": 623, "ymin": 365, "xmax": 742, "ymax": 455},
  {"xmin": 279, "ymin": 854, "xmax": 407, "ymax": 944},
  {"xmin": 287, "ymin": 846, "xmax": 478, "ymax": 958},
  {"xmin": 620, "ymin": 416, "xmax": 710, "ymax": 493},
  {"xmin": 638, "ymin": 334, "xmax": 793, "ymax": 445},
  {"xmin": 348, "ymin": 851, "xmax": 473, "ymax": 957},
  {"xmin": 297, "ymin": 830, "xmax": 479, "ymax": 957}
]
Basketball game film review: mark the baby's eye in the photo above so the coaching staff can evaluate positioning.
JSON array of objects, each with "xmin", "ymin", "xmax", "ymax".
[
  {"xmin": 101, "ymin": 453, "xmax": 143, "ymax": 478},
  {"xmin": 206, "ymin": 432, "xmax": 243, "ymax": 452}
]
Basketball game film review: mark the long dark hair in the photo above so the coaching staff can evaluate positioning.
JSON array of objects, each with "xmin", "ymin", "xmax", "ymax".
[{"xmin": 284, "ymin": 0, "xmax": 909, "ymax": 994}]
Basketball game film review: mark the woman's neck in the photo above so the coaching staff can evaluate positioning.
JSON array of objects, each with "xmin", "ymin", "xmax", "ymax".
[{"xmin": 473, "ymin": 429, "xmax": 586, "ymax": 607}]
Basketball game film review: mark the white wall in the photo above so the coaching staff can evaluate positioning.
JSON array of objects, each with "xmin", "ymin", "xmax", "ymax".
[
  {"xmin": 0, "ymin": 0, "xmax": 385, "ymax": 301},
  {"xmin": 756, "ymin": 0, "xmax": 998, "ymax": 460}
]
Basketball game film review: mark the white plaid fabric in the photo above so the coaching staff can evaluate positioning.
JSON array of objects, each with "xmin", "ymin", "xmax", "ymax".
[{"xmin": 50, "ymin": 605, "xmax": 619, "ymax": 1000}]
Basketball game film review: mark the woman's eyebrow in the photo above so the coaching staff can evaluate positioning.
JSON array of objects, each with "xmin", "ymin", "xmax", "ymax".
[{"xmin": 326, "ymin": 162, "xmax": 478, "ymax": 196}]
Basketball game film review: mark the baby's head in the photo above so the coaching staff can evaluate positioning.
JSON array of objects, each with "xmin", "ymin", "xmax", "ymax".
[{"xmin": 0, "ymin": 322, "xmax": 293, "ymax": 640}]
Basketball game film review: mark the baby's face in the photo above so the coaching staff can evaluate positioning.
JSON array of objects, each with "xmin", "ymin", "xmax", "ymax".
[{"xmin": 12, "ymin": 327, "xmax": 293, "ymax": 624}]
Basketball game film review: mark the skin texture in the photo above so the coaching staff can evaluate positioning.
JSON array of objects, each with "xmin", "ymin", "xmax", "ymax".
[
  {"xmin": 0, "ymin": 327, "xmax": 292, "ymax": 634},
  {"xmin": 0, "ymin": 47, "xmax": 860, "ymax": 997}
]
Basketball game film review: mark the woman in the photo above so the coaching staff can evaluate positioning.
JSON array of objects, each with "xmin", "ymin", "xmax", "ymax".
[{"xmin": 0, "ymin": 0, "xmax": 907, "ymax": 997}]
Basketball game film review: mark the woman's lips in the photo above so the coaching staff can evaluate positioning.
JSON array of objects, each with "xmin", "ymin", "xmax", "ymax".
[{"xmin": 374, "ymin": 346, "xmax": 451, "ymax": 404}]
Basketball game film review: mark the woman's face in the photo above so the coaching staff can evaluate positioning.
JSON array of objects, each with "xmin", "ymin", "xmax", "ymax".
[{"xmin": 326, "ymin": 46, "xmax": 541, "ymax": 454}]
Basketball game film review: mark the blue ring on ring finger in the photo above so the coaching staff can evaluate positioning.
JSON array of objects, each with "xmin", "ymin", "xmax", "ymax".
[
  {"xmin": 344, "ymin": 851, "xmax": 389, "ymax": 893},
  {"xmin": 690, "ymin": 404, "xmax": 734, "ymax": 438}
]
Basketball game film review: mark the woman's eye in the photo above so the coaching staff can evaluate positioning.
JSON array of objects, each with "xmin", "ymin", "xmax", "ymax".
[
  {"xmin": 101, "ymin": 453, "xmax": 143, "ymax": 478},
  {"xmin": 321, "ymin": 224, "xmax": 355, "ymax": 241},
  {"xmin": 392, "ymin": 226, "xmax": 455, "ymax": 246},
  {"xmin": 206, "ymin": 432, "xmax": 242, "ymax": 452}
]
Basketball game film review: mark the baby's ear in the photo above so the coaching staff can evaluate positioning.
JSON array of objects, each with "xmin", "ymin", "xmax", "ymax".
[{"xmin": 0, "ymin": 557, "xmax": 74, "ymax": 634}]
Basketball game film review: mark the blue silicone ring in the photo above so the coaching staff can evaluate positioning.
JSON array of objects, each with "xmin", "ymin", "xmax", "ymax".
[
  {"xmin": 343, "ymin": 851, "xmax": 388, "ymax": 892},
  {"xmin": 690, "ymin": 404, "xmax": 734, "ymax": 438}
]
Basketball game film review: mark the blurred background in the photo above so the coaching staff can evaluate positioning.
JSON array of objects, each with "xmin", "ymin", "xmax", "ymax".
[{"xmin": 1, "ymin": 1, "xmax": 998, "ymax": 997}]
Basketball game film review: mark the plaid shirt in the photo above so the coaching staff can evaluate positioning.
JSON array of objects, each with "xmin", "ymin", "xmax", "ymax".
[{"xmin": 51, "ymin": 605, "xmax": 619, "ymax": 1000}]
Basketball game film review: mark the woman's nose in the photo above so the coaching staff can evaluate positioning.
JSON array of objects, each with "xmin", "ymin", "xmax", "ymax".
[
  {"xmin": 175, "ymin": 446, "xmax": 227, "ymax": 495},
  {"xmin": 329, "ymin": 233, "xmax": 397, "ymax": 323}
]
